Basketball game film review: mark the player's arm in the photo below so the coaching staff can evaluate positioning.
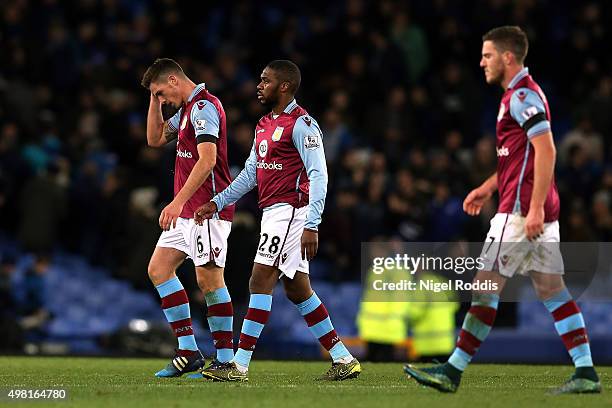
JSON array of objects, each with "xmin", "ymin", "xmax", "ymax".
[
  {"xmin": 212, "ymin": 141, "xmax": 257, "ymax": 209},
  {"xmin": 510, "ymin": 87, "xmax": 554, "ymax": 239},
  {"xmin": 195, "ymin": 140, "xmax": 257, "ymax": 223},
  {"xmin": 159, "ymin": 104, "xmax": 220, "ymax": 230},
  {"xmin": 146, "ymin": 93, "xmax": 179, "ymax": 147},
  {"xmin": 524, "ymin": 133, "xmax": 555, "ymax": 240},
  {"xmin": 480, "ymin": 173, "xmax": 498, "ymax": 194},
  {"xmin": 463, "ymin": 173, "xmax": 497, "ymax": 216},
  {"xmin": 529, "ymin": 132, "xmax": 556, "ymax": 207},
  {"xmin": 293, "ymin": 115, "xmax": 328, "ymax": 261}
]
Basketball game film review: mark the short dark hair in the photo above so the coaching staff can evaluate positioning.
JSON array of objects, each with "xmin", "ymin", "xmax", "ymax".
[
  {"xmin": 141, "ymin": 58, "xmax": 185, "ymax": 89},
  {"xmin": 482, "ymin": 26, "xmax": 529, "ymax": 64},
  {"xmin": 266, "ymin": 60, "xmax": 301, "ymax": 94}
]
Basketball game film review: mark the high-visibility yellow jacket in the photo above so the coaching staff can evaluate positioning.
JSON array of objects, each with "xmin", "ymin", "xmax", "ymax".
[
  {"xmin": 406, "ymin": 272, "xmax": 458, "ymax": 356},
  {"xmin": 357, "ymin": 267, "xmax": 411, "ymax": 344},
  {"xmin": 357, "ymin": 269, "xmax": 458, "ymax": 355}
]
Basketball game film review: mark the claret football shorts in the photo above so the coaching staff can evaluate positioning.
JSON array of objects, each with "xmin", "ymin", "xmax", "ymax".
[
  {"xmin": 254, "ymin": 204, "xmax": 309, "ymax": 279},
  {"xmin": 156, "ymin": 217, "xmax": 231, "ymax": 267},
  {"xmin": 480, "ymin": 213, "xmax": 564, "ymax": 277}
]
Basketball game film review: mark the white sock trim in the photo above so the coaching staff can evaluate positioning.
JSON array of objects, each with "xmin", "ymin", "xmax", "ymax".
[
  {"xmin": 234, "ymin": 361, "xmax": 248, "ymax": 373},
  {"xmin": 335, "ymin": 355, "xmax": 354, "ymax": 364}
]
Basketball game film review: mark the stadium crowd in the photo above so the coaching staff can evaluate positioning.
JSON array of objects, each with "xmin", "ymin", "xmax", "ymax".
[{"xmin": 1, "ymin": 0, "xmax": 610, "ymax": 294}]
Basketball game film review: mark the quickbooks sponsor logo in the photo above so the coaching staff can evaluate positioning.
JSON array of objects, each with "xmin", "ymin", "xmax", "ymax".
[
  {"xmin": 496, "ymin": 146, "xmax": 509, "ymax": 157},
  {"xmin": 177, "ymin": 149, "xmax": 193, "ymax": 159},
  {"xmin": 256, "ymin": 160, "xmax": 283, "ymax": 170}
]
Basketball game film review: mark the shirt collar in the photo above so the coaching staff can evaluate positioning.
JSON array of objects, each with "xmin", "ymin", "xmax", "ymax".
[
  {"xmin": 507, "ymin": 67, "xmax": 529, "ymax": 90},
  {"xmin": 283, "ymin": 99, "xmax": 298, "ymax": 114},
  {"xmin": 187, "ymin": 83, "xmax": 206, "ymax": 103}
]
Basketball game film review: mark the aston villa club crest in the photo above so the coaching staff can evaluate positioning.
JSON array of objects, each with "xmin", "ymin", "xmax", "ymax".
[
  {"xmin": 212, "ymin": 247, "xmax": 221, "ymax": 258},
  {"xmin": 303, "ymin": 116, "xmax": 311, "ymax": 126},
  {"xmin": 271, "ymin": 126, "xmax": 284, "ymax": 142}
]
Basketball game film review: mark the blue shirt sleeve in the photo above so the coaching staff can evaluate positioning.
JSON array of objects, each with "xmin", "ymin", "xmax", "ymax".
[
  {"xmin": 212, "ymin": 140, "xmax": 257, "ymax": 211},
  {"xmin": 292, "ymin": 114, "xmax": 328, "ymax": 230},
  {"xmin": 509, "ymin": 88, "xmax": 551, "ymax": 138},
  {"xmin": 190, "ymin": 102, "xmax": 220, "ymax": 138},
  {"xmin": 167, "ymin": 109, "xmax": 181, "ymax": 132}
]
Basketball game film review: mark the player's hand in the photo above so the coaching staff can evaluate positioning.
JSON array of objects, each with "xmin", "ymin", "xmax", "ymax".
[
  {"xmin": 150, "ymin": 92, "xmax": 160, "ymax": 106},
  {"xmin": 525, "ymin": 206, "xmax": 545, "ymax": 241},
  {"xmin": 463, "ymin": 187, "xmax": 492, "ymax": 216},
  {"xmin": 301, "ymin": 229, "xmax": 318, "ymax": 261},
  {"xmin": 159, "ymin": 200, "xmax": 183, "ymax": 231},
  {"xmin": 194, "ymin": 201, "xmax": 217, "ymax": 225}
]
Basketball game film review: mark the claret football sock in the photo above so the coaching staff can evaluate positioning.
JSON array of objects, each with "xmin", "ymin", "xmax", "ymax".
[
  {"xmin": 447, "ymin": 292, "xmax": 499, "ymax": 372},
  {"xmin": 543, "ymin": 288, "xmax": 598, "ymax": 381},
  {"xmin": 294, "ymin": 292, "xmax": 353, "ymax": 363},
  {"xmin": 205, "ymin": 286, "xmax": 234, "ymax": 363},
  {"xmin": 233, "ymin": 294, "xmax": 272, "ymax": 371},
  {"xmin": 155, "ymin": 277, "xmax": 199, "ymax": 353}
]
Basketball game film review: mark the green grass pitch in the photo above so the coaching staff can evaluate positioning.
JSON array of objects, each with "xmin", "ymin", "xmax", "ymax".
[{"xmin": 0, "ymin": 357, "xmax": 609, "ymax": 407}]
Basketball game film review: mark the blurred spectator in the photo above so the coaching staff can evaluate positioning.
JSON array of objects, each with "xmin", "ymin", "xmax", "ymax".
[
  {"xmin": 17, "ymin": 160, "xmax": 68, "ymax": 254},
  {"xmin": 387, "ymin": 169, "xmax": 426, "ymax": 241},
  {"xmin": 391, "ymin": 11, "xmax": 429, "ymax": 83},
  {"xmin": 18, "ymin": 254, "xmax": 51, "ymax": 335},
  {"xmin": 560, "ymin": 116, "xmax": 604, "ymax": 165},
  {"xmin": 431, "ymin": 62, "xmax": 481, "ymax": 141},
  {"xmin": 358, "ymin": 241, "xmax": 411, "ymax": 362},
  {"xmin": 469, "ymin": 136, "xmax": 497, "ymax": 188},
  {"xmin": 564, "ymin": 200, "xmax": 598, "ymax": 242},
  {"xmin": 366, "ymin": 86, "xmax": 412, "ymax": 167},
  {"xmin": 592, "ymin": 182, "xmax": 612, "ymax": 241},
  {"xmin": 0, "ymin": 123, "xmax": 31, "ymax": 232},
  {"xmin": 592, "ymin": 194, "xmax": 611, "ymax": 238},
  {"xmin": 322, "ymin": 184, "xmax": 361, "ymax": 281},
  {"xmin": 0, "ymin": 254, "xmax": 23, "ymax": 351},
  {"xmin": 427, "ymin": 178, "xmax": 467, "ymax": 241},
  {"xmin": 322, "ymin": 109, "xmax": 353, "ymax": 165},
  {"xmin": 559, "ymin": 144, "xmax": 600, "ymax": 205},
  {"xmin": 119, "ymin": 187, "xmax": 161, "ymax": 289},
  {"xmin": 586, "ymin": 76, "xmax": 612, "ymax": 142}
]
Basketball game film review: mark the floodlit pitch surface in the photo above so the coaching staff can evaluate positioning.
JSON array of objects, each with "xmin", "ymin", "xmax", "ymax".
[{"xmin": 0, "ymin": 357, "xmax": 609, "ymax": 407}]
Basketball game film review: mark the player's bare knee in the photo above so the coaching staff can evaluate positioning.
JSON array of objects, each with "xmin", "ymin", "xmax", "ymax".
[
  {"xmin": 284, "ymin": 287, "xmax": 310, "ymax": 304},
  {"xmin": 195, "ymin": 264, "xmax": 225, "ymax": 293},
  {"xmin": 249, "ymin": 264, "xmax": 278, "ymax": 294},
  {"xmin": 147, "ymin": 262, "xmax": 172, "ymax": 286},
  {"xmin": 147, "ymin": 261, "xmax": 158, "ymax": 281},
  {"xmin": 248, "ymin": 275, "xmax": 273, "ymax": 294},
  {"xmin": 535, "ymin": 283, "xmax": 565, "ymax": 300},
  {"xmin": 535, "ymin": 286, "xmax": 553, "ymax": 300},
  {"xmin": 530, "ymin": 272, "xmax": 565, "ymax": 300},
  {"xmin": 472, "ymin": 270, "xmax": 506, "ymax": 296},
  {"xmin": 282, "ymin": 283, "xmax": 301, "ymax": 303},
  {"xmin": 282, "ymin": 274, "xmax": 312, "ymax": 303},
  {"xmin": 196, "ymin": 273, "xmax": 213, "ymax": 293}
]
